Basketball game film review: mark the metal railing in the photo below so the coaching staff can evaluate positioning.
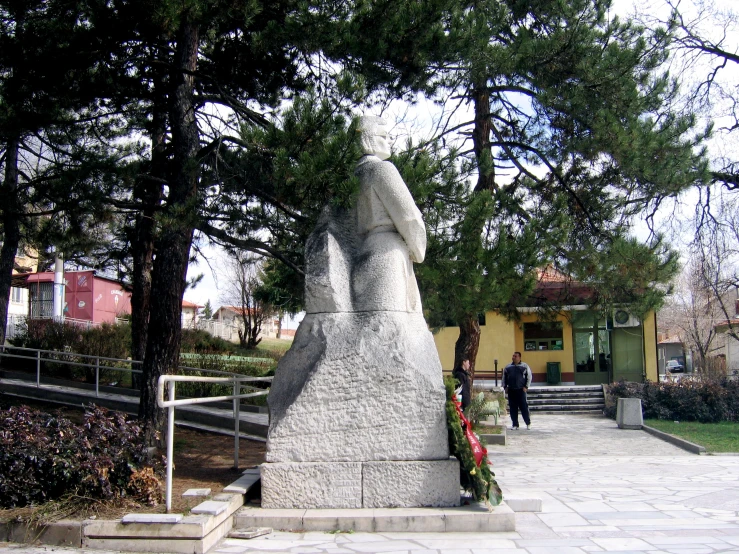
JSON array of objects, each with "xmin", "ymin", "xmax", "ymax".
[
  {"xmin": 1, "ymin": 345, "xmax": 273, "ymax": 513},
  {"xmin": 156, "ymin": 374, "xmax": 271, "ymax": 512},
  {"xmin": 0, "ymin": 345, "xmax": 143, "ymax": 395},
  {"xmin": 0, "ymin": 345, "xmax": 268, "ymax": 394}
]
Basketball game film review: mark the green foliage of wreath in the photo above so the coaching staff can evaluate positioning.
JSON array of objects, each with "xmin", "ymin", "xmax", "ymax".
[{"xmin": 445, "ymin": 377, "xmax": 502, "ymax": 506}]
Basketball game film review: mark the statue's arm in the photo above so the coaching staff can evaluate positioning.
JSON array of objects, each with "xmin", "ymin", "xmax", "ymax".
[{"xmin": 374, "ymin": 161, "xmax": 427, "ymax": 263}]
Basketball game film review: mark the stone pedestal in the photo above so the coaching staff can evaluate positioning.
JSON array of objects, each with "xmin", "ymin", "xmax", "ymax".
[
  {"xmin": 261, "ymin": 459, "xmax": 460, "ymax": 509},
  {"xmin": 262, "ymin": 310, "xmax": 459, "ymax": 509},
  {"xmin": 266, "ymin": 312, "xmax": 449, "ymax": 463},
  {"xmin": 616, "ymin": 397, "xmax": 643, "ymax": 429}
]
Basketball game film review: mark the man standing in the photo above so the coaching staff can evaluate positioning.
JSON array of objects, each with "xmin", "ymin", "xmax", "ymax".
[
  {"xmin": 453, "ymin": 359, "xmax": 472, "ymax": 410},
  {"xmin": 503, "ymin": 351, "xmax": 532, "ymax": 430}
]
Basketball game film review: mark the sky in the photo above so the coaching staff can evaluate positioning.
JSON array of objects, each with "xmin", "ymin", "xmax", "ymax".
[{"xmin": 182, "ymin": 0, "xmax": 739, "ymax": 321}]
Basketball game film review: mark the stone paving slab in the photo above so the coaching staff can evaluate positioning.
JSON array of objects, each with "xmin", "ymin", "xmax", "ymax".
[{"xmin": 2, "ymin": 414, "xmax": 738, "ymax": 554}]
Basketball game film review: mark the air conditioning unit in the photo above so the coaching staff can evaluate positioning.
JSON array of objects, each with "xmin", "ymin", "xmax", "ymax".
[{"xmin": 613, "ymin": 308, "xmax": 640, "ymax": 328}]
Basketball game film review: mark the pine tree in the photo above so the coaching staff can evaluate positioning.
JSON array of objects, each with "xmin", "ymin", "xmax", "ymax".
[
  {"xmin": 421, "ymin": 0, "xmax": 710, "ymax": 380},
  {"xmin": 0, "ymin": 0, "xmax": 125, "ymax": 345},
  {"xmin": 75, "ymin": 0, "xmax": 463, "ymax": 444}
]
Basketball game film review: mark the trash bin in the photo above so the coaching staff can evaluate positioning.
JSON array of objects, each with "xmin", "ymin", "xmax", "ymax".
[{"xmin": 546, "ymin": 362, "xmax": 561, "ymax": 385}]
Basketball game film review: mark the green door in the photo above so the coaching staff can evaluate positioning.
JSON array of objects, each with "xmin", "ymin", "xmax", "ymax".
[
  {"xmin": 611, "ymin": 327, "xmax": 645, "ymax": 382},
  {"xmin": 572, "ymin": 312, "xmax": 610, "ymax": 385}
]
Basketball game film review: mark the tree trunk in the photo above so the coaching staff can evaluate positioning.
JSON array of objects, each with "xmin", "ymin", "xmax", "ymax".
[
  {"xmin": 454, "ymin": 314, "xmax": 481, "ymax": 385},
  {"xmin": 0, "ymin": 138, "xmax": 21, "ymax": 346},
  {"xmin": 451, "ymin": 83, "xmax": 492, "ymax": 377},
  {"xmin": 139, "ymin": 21, "xmax": 200, "ymax": 447},
  {"xmin": 472, "ymin": 83, "xmax": 496, "ymax": 193},
  {"xmin": 130, "ymin": 64, "xmax": 167, "ymax": 383}
]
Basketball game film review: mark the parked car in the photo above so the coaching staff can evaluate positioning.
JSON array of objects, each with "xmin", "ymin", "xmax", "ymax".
[{"xmin": 665, "ymin": 360, "xmax": 685, "ymax": 373}]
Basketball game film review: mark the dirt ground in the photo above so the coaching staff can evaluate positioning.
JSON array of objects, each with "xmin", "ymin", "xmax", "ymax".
[
  {"xmin": 0, "ymin": 396, "xmax": 266, "ymax": 520},
  {"xmin": 165, "ymin": 427, "xmax": 265, "ymax": 513}
]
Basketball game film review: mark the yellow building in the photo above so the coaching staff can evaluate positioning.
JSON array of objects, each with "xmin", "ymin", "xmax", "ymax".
[{"xmin": 433, "ymin": 272, "xmax": 658, "ymax": 385}]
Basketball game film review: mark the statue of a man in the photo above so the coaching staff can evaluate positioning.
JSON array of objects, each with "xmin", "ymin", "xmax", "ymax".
[{"xmin": 353, "ymin": 116, "xmax": 426, "ymax": 313}]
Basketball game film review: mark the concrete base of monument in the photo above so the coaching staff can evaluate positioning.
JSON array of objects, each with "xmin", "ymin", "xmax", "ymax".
[
  {"xmin": 232, "ymin": 501, "xmax": 516, "ymax": 533},
  {"xmin": 260, "ymin": 458, "xmax": 461, "ymax": 509}
]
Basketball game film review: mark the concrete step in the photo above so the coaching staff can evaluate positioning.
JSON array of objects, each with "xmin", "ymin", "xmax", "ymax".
[
  {"xmin": 526, "ymin": 397, "xmax": 604, "ymax": 405},
  {"xmin": 232, "ymin": 502, "xmax": 516, "ymax": 533},
  {"xmin": 529, "ymin": 410, "xmax": 603, "ymax": 415},
  {"xmin": 514, "ymin": 384, "xmax": 605, "ymax": 413},
  {"xmin": 529, "ymin": 404, "xmax": 604, "ymax": 412},
  {"xmin": 529, "ymin": 385, "xmax": 603, "ymax": 393},
  {"xmin": 527, "ymin": 391, "xmax": 604, "ymax": 399}
]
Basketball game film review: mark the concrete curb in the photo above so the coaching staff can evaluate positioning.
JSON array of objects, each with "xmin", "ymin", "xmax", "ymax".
[
  {"xmin": 0, "ymin": 471, "xmax": 260, "ymax": 553},
  {"xmin": 642, "ymin": 424, "xmax": 707, "ymax": 454},
  {"xmin": 234, "ymin": 501, "xmax": 516, "ymax": 533},
  {"xmin": 479, "ymin": 424, "xmax": 506, "ymax": 446},
  {"xmin": 0, "ymin": 519, "xmax": 82, "ymax": 547}
]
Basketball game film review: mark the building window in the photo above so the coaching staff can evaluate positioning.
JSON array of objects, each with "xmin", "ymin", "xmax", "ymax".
[
  {"xmin": 10, "ymin": 287, "xmax": 23, "ymax": 304},
  {"xmin": 523, "ymin": 322, "xmax": 563, "ymax": 351},
  {"xmin": 30, "ymin": 282, "xmax": 54, "ymax": 318}
]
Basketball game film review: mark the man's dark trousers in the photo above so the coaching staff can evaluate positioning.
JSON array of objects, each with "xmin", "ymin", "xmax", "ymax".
[{"xmin": 508, "ymin": 388, "xmax": 531, "ymax": 428}]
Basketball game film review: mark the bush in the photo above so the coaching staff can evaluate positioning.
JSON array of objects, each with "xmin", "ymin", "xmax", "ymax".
[
  {"xmin": 180, "ymin": 329, "xmax": 236, "ymax": 354},
  {"xmin": 11, "ymin": 319, "xmax": 83, "ymax": 353},
  {"xmin": 0, "ymin": 404, "xmax": 162, "ymax": 508},
  {"xmin": 176, "ymin": 352, "xmax": 273, "ymax": 400},
  {"xmin": 9, "ymin": 320, "xmax": 133, "ymax": 382},
  {"xmin": 9, "ymin": 320, "xmax": 84, "ymax": 378},
  {"xmin": 605, "ymin": 379, "xmax": 738, "ymax": 423}
]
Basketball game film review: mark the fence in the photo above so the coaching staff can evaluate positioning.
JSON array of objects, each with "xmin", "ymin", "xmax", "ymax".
[
  {"xmin": 0, "ymin": 345, "xmax": 273, "ymax": 512},
  {"xmin": 156, "ymin": 374, "xmax": 271, "ymax": 512},
  {"xmin": 5, "ymin": 314, "xmax": 25, "ymax": 341},
  {"xmin": 195, "ymin": 319, "xmax": 239, "ymax": 341},
  {"xmin": 0, "ymin": 344, "xmax": 271, "ymax": 396}
]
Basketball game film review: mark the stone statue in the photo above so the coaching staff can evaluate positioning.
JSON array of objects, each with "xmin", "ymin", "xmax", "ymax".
[
  {"xmin": 260, "ymin": 114, "xmax": 459, "ymax": 510},
  {"xmin": 354, "ymin": 116, "xmax": 426, "ymax": 313}
]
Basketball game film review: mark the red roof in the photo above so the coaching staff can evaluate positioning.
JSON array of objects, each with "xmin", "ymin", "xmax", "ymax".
[
  {"xmin": 522, "ymin": 280, "xmax": 598, "ymax": 307},
  {"xmin": 182, "ymin": 300, "xmax": 203, "ymax": 309},
  {"xmin": 715, "ymin": 319, "xmax": 739, "ymax": 330}
]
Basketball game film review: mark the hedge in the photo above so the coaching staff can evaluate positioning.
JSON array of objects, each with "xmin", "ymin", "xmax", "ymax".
[
  {"xmin": 605, "ymin": 379, "xmax": 739, "ymax": 423},
  {"xmin": 0, "ymin": 404, "xmax": 162, "ymax": 508}
]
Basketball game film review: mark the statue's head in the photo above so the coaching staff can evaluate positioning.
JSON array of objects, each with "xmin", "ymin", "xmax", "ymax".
[{"xmin": 358, "ymin": 115, "xmax": 391, "ymax": 160}]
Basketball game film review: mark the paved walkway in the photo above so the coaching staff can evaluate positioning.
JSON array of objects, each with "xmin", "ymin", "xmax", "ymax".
[{"xmin": 2, "ymin": 414, "xmax": 738, "ymax": 554}]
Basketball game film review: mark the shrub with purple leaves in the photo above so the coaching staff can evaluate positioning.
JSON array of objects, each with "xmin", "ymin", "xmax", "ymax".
[
  {"xmin": 0, "ymin": 404, "xmax": 162, "ymax": 508},
  {"xmin": 605, "ymin": 379, "xmax": 738, "ymax": 423}
]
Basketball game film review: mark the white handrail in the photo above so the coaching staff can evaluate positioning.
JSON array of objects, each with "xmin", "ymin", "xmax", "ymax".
[{"xmin": 156, "ymin": 374, "xmax": 271, "ymax": 512}]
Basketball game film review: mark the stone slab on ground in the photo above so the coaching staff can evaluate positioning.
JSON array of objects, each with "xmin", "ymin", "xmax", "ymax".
[
  {"xmin": 227, "ymin": 527, "xmax": 272, "ymax": 539},
  {"xmin": 233, "ymin": 502, "xmax": 515, "ymax": 533},
  {"xmin": 362, "ymin": 459, "xmax": 460, "ymax": 508},
  {"xmin": 504, "ymin": 494, "xmax": 543, "ymax": 512},
  {"xmin": 121, "ymin": 514, "xmax": 183, "ymax": 524},
  {"xmin": 182, "ymin": 488, "xmax": 211, "ymax": 498},
  {"xmin": 223, "ymin": 473, "xmax": 260, "ymax": 495},
  {"xmin": 190, "ymin": 501, "xmax": 229, "ymax": 516}
]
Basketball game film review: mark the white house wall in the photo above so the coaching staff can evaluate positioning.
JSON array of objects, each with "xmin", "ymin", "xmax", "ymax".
[{"xmin": 727, "ymin": 334, "xmax": 739, "ymax": 372}]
